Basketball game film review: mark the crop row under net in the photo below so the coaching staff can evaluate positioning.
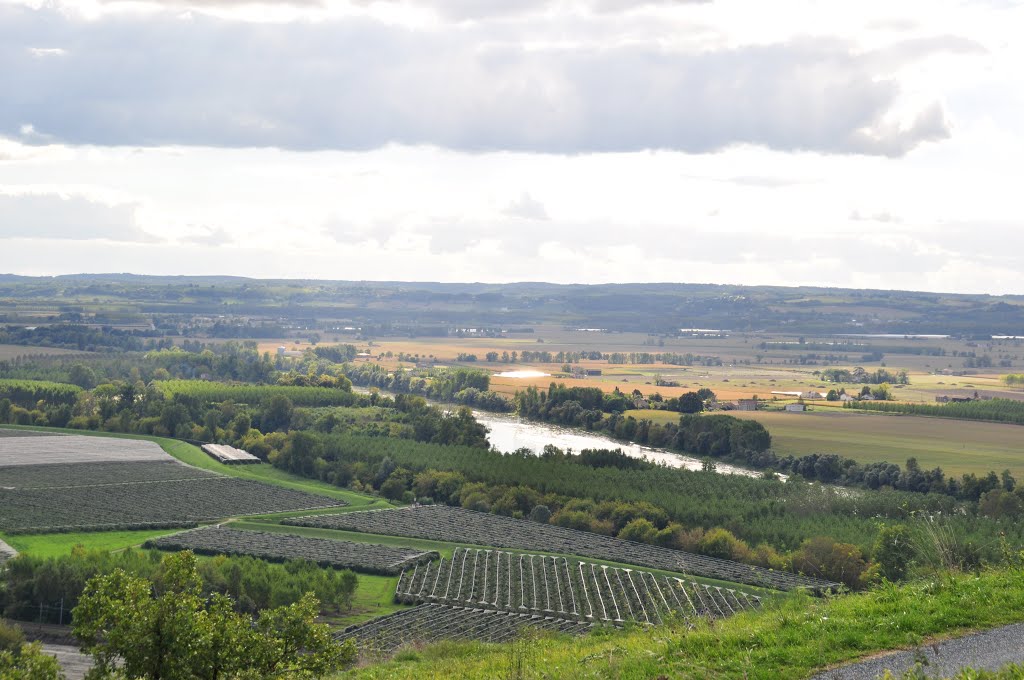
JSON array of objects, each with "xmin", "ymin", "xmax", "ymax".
[
  {"xmin": 337, "ymin": 603, "xmax": 593, "ymax": 659},
  {"xmin": 284, "ymin": 505, "xmax": 840, "ymax": 592},
  {"xmin": 395, "ymin": 547, "xmax": 762, "ymax": 627},
  {"xmin": 146, "ymin": 526, "xmax": 437, "ymax": 575},
  {"xmin": 0, "ymin": 461, "xmax": 222, "ymax": 489},
  {"xmin": 0, "ymin": 478, "xmax": 346, "ymax": 533}
]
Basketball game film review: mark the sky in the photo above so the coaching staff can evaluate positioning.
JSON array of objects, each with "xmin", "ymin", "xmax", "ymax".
[{"xmin": 0, "ymin": 0, "xmax": 1022, "ymax": 294}]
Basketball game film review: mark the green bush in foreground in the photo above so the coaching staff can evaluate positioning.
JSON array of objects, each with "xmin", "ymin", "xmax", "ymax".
[
  {"xmin": 0, "ymin": 620, "xmax": 63, "ymax": 679},
  {"xmin": 341, "ymin": 567, "xmax": 1024, "ymax": 679},
  {"xmin": 74, "ymin": 551, "xmax": 354, "ymax": 680}
]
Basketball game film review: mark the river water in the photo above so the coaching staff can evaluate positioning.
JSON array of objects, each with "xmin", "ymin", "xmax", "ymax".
[
  {"xmin": 353, "ymin": 386, "xmax": 765, "ymax": 478},
  {"xmin": 472, "ymin": 411, "xmax": 765, "ymax": 478}
]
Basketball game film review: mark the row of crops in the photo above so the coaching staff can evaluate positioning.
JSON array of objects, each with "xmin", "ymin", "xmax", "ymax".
[
  {"xmin": 0, "ymin": 461, "xmax": 221, "ymax": 489},
  {"xmin": 284, "ymin": 505, "xmax": 840, "ymax": 591},
  {"xmin": 146, "ymin": 527, "xmax": 438, "ymax": 576},
  {"xmin": 0, "ymin": 435, "xmax": 171, "ymax": 466},
  {"xmin": 0, "ymin": 379, "xmax": 82, "ymax": 407},
  {"xmin": 846, "ymin": 397, "xmax": 1024, "ymax": 425},
  {"xmin": 155, "ymin": 380, "xmax": 359, "ymax": 407},
  {"xmin": 395, "ymin": 547, "xmax": 762, "ymax": 626},
  {"xmin": 337, "ymin": 603, "xmax": 594, "ymax": 658},
  {"xmin": 0, "ymin": 478, "xmax": 346, "ymax": 533}
]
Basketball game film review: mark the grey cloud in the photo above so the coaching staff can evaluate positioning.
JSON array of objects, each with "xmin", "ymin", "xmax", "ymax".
[
  {"xmin": 503, "ymin": 193, "xmax": 549, "ymax": 220},
  {"xmin": 0, "ymin": 193, "xmax": 158, "ymax": 242},
  {"xmin": 0, "ymin": 7, "xmax": 962, "ymax": 156}
]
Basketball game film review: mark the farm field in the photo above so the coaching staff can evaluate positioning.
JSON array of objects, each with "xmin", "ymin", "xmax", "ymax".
[
  {"xmin": 147, "ymin": 526, "xmax": 438, "ymax": 575},
  {"xmin": 0, "ymin": 425, "xmax": 389, "ymax": 509},
  {"xmin": 0, "ymin": 528, "xmax": 183, "ymax": 558},
  {"xmin": 230, "ymin": 520, "xmax": 769, "ymax": 593},
  {"xmin": 0, "ymin": 428, "xmax": 348, "ymax": 533},
  {"xmin": 727, "ymin": 410, "xmax": 1024, "ymax": 477},
  {"xmin": 395, "ymin": 546, "xmax": 763, "ymax": 626},
  {"xmin": 307, "ymin": 327, "xmax": 1024, "ymax": 404},
  {"xmin": 0, "ymin": 343, "xmax": 89, "ymax": 360},
  {"xmin": 0, "ymin": 476, "xmax": 346, "ymax": 533},
  {"xmin": 337, "ymin": 603, "xmax": 594, "ymax": 659},
  {"xmin": 284, "ymin": 506, "xmax": 839, "ymax": 592}
]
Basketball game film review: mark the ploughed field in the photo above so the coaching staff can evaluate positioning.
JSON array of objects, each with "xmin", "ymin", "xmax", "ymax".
[
  {"xmin": 0, "ymin": 434, "xmax": 346, "ymax": 533},
  {"xmin": 395, "ymin": 546, "xmax": 763, "ymax": 626},
  {"xmin": 284, "ymin": 505, "xmax": 840, "ymax": 592},
  {"xmin": 147, "ymin": 526, "xmax": 438, "ymax": 576}
]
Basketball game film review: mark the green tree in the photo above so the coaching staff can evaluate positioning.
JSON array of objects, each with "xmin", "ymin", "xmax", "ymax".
[
  {"xmin": 677, "ymin": 391, "xmax": 704, "ymax": 414},
  {"xmin": 0, "ymin": 640, "xmax": 64, "ymax": 680},
  {"xmin": 73, "ymin": 551, "xmax": 352, "ymax": 679},
  {"xmin": 871, "ymin": 524, "xmax": 914, "ymax": 581}
]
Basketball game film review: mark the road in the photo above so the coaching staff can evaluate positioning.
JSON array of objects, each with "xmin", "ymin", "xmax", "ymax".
[{"xmin": 813, "ymin": 623, "xmax": 1024, "ymax": 679}]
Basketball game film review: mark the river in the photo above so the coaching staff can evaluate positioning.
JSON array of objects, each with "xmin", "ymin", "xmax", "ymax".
[
  {"xmin": 354, "ymin": 386, "xmax": 768, "ymax": 478},
  {"xmin": 473, "ymin": 411, "xmax": 765, "ymax": 477}
]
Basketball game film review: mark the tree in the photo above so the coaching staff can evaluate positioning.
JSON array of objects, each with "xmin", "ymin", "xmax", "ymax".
[
  {"xmin": 528, "ymin": 504, "xmax": 551, "ymax": 523},
  {"xmin": 677, "ymin": 391, "xmax": 704, "ymax": 414},
  {"xmin": 0, "ymin": 641, "xmax": 63, "ymax": 680},
  {"xmin": 68, "ymin": 363, "xmax": 98, "ymax": 390},
  {"xmin": 871, "ymin": 524, "xmax": 914, "ymax": 581},
  {"xmin": 73, "ymin": 551, "xmax": 352, "ymax": 680},
  {"xmin": 261, "ymin": 395, "xmax": 294, "ymax": 432}
]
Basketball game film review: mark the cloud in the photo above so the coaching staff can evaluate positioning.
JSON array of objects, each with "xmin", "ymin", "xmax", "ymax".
[
  {"xmin": 182, "ymin": 226, "xmax": 233, "ymax": 246},
  {"xmin": 850, "ymin": 210, "xmax": 901, "ymax": 223},
  {"xmin": 0, "ymin": 193, "xmax": 158, "ymax": 242},
  {"xmin": 0, "ymin": 6, "xmax": 965, "ymax": 156},
  {"xmin": 503, "ymin": 193, "xmax": 549, "ymax": 220},
  {"xmin": 590, "ymin": 0, "xmax": 711, "ymax": 12}
]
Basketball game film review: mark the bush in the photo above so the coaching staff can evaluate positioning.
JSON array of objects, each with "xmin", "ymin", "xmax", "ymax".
[{"xmin": 698, "ymin": 528, "xmax": 751, "ymax": 562}]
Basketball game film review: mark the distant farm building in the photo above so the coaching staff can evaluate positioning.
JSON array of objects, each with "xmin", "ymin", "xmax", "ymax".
[
  {"xmin": 785, "ymin": 403, "xmax": 806, "ymax": 412},
  {"xmin": 771, "ymin": 390, "xmax": 824, "ymax": 400},
  {"xmin": 736, "ymin": 399, "xmax": 759, "ymax": 411},
  {"xmin": 201, "ymin": 444, "xmax": 262, "ymax": 465},
  {"xmin": 585, "ymin": 369, "xmax": 603, "ymax": 376}
]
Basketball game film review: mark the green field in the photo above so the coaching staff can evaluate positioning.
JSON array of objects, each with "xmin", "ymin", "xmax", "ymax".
[
  {"xmin": 0, "ymin": 528, "xmax": 183, "ymax": 558},
  {"xmin": 622, "ymin": 409, "xmax": 1024, "ymax": 477}
]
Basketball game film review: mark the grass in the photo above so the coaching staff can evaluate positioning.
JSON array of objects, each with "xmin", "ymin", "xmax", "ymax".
[
  {"xmin": 0, "ymin": 528, "xmax": 183, "ymax": 558},
  {"xmin": 619, "ymin": 409, "xmax": 1024, "ymax": 478},
  {"xmin": 338, "ymin": 567, "xmax": 1024, "ymax": 679},
  {"xmin": 333, "ymin": 573, "xmax": 406, "ymax": 628}
]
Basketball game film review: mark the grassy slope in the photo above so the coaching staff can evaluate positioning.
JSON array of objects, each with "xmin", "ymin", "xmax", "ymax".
[
  {"xmin": 0, "ymin": 529, "xmax": 182, "ymax": 558},
  {"xmin": 620, "ymin": 409, "xmax": 1024, "ymax": 478},
  {"xmin": 341, "ymin": 567, "xmax": 1024, "ymax": 680}
]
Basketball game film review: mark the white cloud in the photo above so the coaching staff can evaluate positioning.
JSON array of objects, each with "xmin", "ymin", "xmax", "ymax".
[
  {"xmin": 0, "ymin": 192, "xmax": 157, "ymax": 242},
  {"xmin": 502, "ymin": 193, "xmax": 549, "ymax": 221}
]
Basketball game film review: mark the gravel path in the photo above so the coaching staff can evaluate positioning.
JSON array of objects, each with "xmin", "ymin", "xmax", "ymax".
[
  {"xmin": 812, "ymin": 623, "xmax": 1024, "ymax": 679},
  {"xmin": 0, "ymin": 537, "xmax": 17, "ymax": 564},
  {"xmin": 41, "ymin": 643, "xmax": 93, "ymax": 680}
]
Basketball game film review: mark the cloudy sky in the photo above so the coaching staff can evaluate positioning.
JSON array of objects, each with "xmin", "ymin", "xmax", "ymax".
[{"xmin": 0, "ymin": 0, "xmax": 1022, "ymax": 293}]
